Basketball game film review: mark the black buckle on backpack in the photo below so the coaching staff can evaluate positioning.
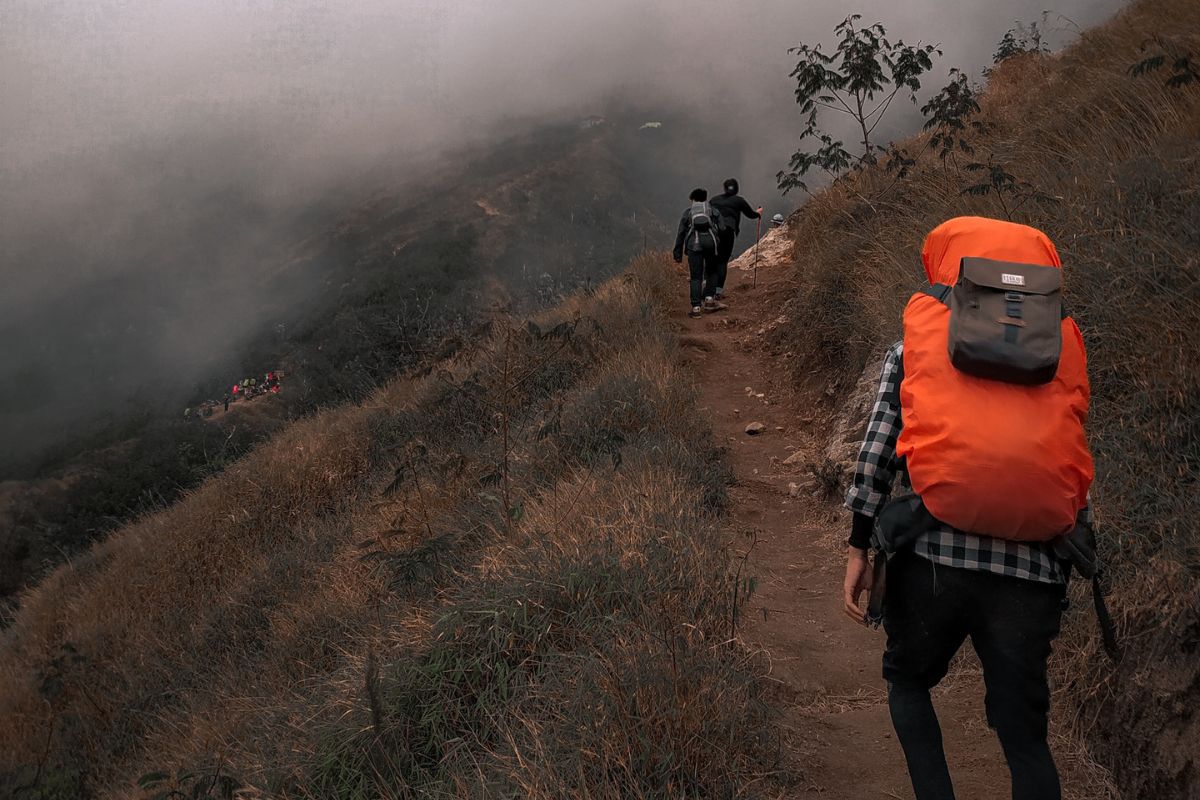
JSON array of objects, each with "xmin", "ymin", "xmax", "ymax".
[{"xmin": 1004, "ymin": 292, "xmax": 1024, "ymax": 320}]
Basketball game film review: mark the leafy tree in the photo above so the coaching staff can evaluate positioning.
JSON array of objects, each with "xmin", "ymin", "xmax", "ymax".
[
  {"xmin": 882, "ymin": 144, "xmax": 917, "ymax": 180},
  {"xmin": 960, "ymin": 157, "xmax": 1056, "ymax": 220},
  {"xmin": 921, "ymin": 68, "xmax": 985, "ymax": 166},
  {"xmin": 778, "ymin": 15, "xmax": 940, "ymax": 194},
  {"xmin": 1129, "ymin": 35, "xmax": 1199, "ymax": 89},
  {"xmin": 992, "ymin": 17, "xmax": 1051, "ymax": 65}
]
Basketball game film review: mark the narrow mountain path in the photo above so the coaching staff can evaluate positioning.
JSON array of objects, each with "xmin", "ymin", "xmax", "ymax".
[{"xmin": 670, "ymin": 252, "xmax": 1075, "ymax": 799}]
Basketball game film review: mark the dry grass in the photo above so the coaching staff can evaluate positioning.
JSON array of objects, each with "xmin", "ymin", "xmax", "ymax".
[
  {"xmin": 0, "ymin": 254, "xmax": 784, "ymax": 799},
  {"xmin": 4, "ymin": 3, "xmax": 1196, "ymax": 796},
  {"xmin": 771, "ymin": 1, "xmax": 1200, "ymax": 796}
]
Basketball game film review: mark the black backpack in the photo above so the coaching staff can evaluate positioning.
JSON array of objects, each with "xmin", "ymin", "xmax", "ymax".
[{"xmin": 687, "ymin": 202, "xmax": 722, "ymax": 251}]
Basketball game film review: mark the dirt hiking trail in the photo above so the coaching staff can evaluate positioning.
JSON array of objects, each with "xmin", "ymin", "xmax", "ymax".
[{"xmin": 672, "ymin": 248, "xmax": 1102, "ymax": 799}]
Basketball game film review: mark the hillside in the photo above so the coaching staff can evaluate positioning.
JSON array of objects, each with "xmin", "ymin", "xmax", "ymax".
[
  {"xmin": 0, "ymin": 255, "xmax": 786, "ymax": 798},
  {"xmin": 763, "ymin": 0, "xmax": 1199, "ymax": 796},
  {"xmin": 0, "ymin": 111, "xmax": 719, "ymax": 607}
]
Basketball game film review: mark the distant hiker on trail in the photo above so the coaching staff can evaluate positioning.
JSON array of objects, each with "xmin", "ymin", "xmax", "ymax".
[
  {"xmin": 673, "ymin": 188, "xmax": 725, "ymax": 318},
  {"xmin": 842, "ymin": 216, "xmax": 1100, "ymax": 800},
  {"xmin": 708, "ymin": 178, "xmax": 761, "ymax": 302}
]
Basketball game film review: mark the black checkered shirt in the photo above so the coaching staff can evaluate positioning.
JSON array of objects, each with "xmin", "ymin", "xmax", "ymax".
[{"xmin": 845, "ymin": 341, "xmax": 1067, "ymax": 584}]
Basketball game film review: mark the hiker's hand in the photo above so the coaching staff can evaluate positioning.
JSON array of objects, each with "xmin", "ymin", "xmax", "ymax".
[
  {"xmin": 673, "ymin": 255, "xmax": 682, "ymax": 263},
  {"xmin": 843, "ymin": 547, "xmax": 873, "ymax": 625}
]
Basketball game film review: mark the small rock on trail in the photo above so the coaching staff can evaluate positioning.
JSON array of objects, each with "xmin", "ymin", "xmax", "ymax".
[{"xmin": 745, "ymin": 421, "xmax": 766, "ymax": 435}]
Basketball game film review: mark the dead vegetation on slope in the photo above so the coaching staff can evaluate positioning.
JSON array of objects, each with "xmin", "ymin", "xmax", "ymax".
[
  {"xmin": 0, "ymin": 254, "xmax": 784, "ymax": 798},
  {"xmin": 771, "ymin": 0, "xmax": 1199, "ymax": 795}
]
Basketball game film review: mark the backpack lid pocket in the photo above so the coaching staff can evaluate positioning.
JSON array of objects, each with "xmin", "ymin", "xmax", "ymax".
[{"xmin": 960, "ymin": 257, "xmax": 1062, "ymax": 295}]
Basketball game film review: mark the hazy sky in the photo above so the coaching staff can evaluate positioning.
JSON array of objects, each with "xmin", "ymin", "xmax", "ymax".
[
  {"xmin": 3, "ymin": 0, "xmax": 1126, "ymax": 175},
  {"xmin": 0, "ymin": 0, "xmax": 1129, "ymax": 310},
  {"xmin": 0, "ymin": 0, "xmax": 1127, "ymax": 465}
]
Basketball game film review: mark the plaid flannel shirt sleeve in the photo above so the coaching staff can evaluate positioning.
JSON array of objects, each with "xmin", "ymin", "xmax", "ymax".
[{"xmin": 844, "ymin": 342, "xmax": 904, "ymax": 518}]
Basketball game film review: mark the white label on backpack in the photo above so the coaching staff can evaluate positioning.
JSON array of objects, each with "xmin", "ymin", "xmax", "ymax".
[{"xmin": 1001, "ymin": 273, "xmax": 1026, "ymax": 286}]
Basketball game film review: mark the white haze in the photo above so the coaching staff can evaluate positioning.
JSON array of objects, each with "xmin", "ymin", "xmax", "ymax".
[
  {"xmin": 0, "ymin": 0, "xmax": 1125, "ymax": 464},
  {"xmin": 3, "ymin": 0, "xmax": 1126, "ymax": 187}
]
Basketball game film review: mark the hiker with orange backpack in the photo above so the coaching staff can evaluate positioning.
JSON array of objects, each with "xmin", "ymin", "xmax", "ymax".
[
  {"xmin": 672, "ymin": 188, "xmax": 726, "ymax": 317},
  {"xmin": 842, "ymin": 217, "xmax": 1107, "ymax": 800}
]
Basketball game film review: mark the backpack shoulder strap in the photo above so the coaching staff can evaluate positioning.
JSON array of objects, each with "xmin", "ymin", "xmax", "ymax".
[
  {"xmin": 920, "ymin": 283, "xmax": 952, "ymax": 305},
  {"xmin": 1092, "ymin": 573, "xmax": 1123, "ymax": 662}
]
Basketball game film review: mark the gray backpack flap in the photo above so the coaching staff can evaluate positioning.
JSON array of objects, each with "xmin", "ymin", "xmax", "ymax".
[
  {"xmin": 942, "ymin": 257, "xmax": 1065, "ymax": 385},
  {"xmin": 688, "ymin": 202, "xmax": 720, "ymax": 250}
]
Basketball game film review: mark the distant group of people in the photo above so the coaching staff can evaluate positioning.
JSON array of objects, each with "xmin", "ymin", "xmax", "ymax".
[
  {"xmin": 672, "ymin": 178, "xmax": 773, "ymax": 317},
  {"xmin": 184, "ymin": 370, "xmax": 283, "ymax": 419},
  {"xmin": 229, "ymin": 371, "xmax": 282, "ymax": 406}
]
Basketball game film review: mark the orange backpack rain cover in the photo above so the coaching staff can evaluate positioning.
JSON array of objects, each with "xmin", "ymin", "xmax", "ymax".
[{"xmin": 896, "ymin": 216, "xmax": 1094, "ymax": 541}]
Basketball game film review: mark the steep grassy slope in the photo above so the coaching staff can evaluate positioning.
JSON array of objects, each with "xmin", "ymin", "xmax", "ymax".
[
  {"xmin": 0, "ymin": 113, "xmax": 713, "ymax": 611},
  {"xmin": 0, "ymin": 256, "xmax": 782, "ymax": 799},
  {"xmin": 770, "ymin": 0, "xmax": 1199, "ymax": 795}
]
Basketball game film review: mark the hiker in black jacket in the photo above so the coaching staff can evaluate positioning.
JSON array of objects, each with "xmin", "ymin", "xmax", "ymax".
[
  {"xmin": 709, "ymin": 178, "xmax": 761, "ymax": 301},
  {"xmin": 673, "ymin": 188, "xmax": 724, "ymax": 317}
]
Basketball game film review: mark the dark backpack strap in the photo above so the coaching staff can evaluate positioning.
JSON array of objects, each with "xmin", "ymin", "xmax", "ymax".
[
  {"xmin": 865, "ymin": 550, "xmax": 887, "ymax": 628},
  {"xmin": 921, "ymin": 283, "xmax": 952, "ymax": 305},
  {"xmin": 1092, "ymin": 573, "xmax": 1122, "ymax": 662}
]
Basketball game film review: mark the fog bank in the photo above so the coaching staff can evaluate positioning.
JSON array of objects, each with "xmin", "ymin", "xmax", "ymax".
[{"xmin": 0, "ymin": 0, "xmax": 1126, "ymax": 468}]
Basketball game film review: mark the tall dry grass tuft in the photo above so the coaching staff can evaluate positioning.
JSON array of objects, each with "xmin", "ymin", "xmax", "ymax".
[
  {"xmin": 772, "ymin": 0, "xmax": 1199, "ymax": 795},
  {"xmin": 309, "ymin": 466, "xmax": 769, "ymax": 799},
  {"xmin": 0, "ymin": 253, "xmax": 782, "ymax": 798},
  {"xmin": 303, "ymin": 257, "xmax": 774, "ymax": 798}
]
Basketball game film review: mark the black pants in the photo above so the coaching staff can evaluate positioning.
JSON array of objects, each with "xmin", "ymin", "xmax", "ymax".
[
  {"xmin": 687, "ymin": 249, "xmax": 719, "ymax": 306},
  {"xmin": 883, "ymin": 553, "xmax": 1066, "ymax": 800},
  {"xmin": 714, "ymin": 233, "xmax": 737, "ymax": 293}
]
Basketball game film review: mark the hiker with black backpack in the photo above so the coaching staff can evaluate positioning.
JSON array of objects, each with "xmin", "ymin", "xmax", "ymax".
[
  {"xmin": 709, "ymin": 178, "xmax": 761, "ymax": 303},
  {"xmin": 841, "ymin": 216, "xmax": 1117, "ymax": 800},
  {"xmin": 672, "ymin": 188, "xmax": 726, "ymax": 317}
]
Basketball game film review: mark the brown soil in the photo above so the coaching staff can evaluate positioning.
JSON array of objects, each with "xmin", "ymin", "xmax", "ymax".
[{"xmin": 672, "ymin": 257, "xmax": 1109, "ymax": 799}]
